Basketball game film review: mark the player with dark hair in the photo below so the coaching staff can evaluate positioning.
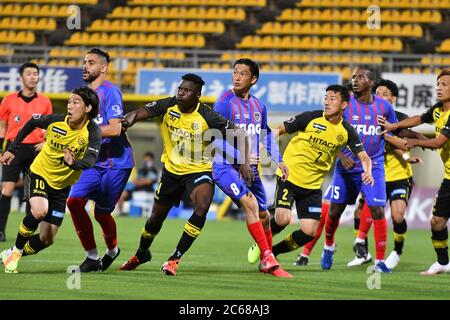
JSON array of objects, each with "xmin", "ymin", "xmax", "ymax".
[
  {"xmin": 214, "ymin": 58, "xmax": 292, "ymax": 278},
  {"xmin": 320, "ymin": 66, "xmax": 406, "ymax": 273},
  {"xmin": 347, "ymin": 79, "xmax": 424, "ymax": 269},
  {"xmin": 379, "ymin": 69, "xmax": 450, "ymax": 275},
  {"xmin": 0, "ymin": 86, "xmax": 101, "ymax": 273},
  {"xmin": 67, "ymin": 48, "xmax": 134, "ymax": 272},
  {"xmin": 0, "ymin": 62, "xmax": 53, "ymax": 241},
  {"xmin": 248, "ymin": 85, "xmax": 372, "ymax": 265},
  {"xmin": 120, "ymin": 73, "xmax": 253, "ymax": 275}
]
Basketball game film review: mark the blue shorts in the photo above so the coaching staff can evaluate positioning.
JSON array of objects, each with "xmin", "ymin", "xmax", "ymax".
[
  {"xmin": 329, "ymin": 166, "xmax": 386, "ymax": 207},
  {"xmin": 213, "ymin": 163, "xmax": 267, "ymax": 212},
  {"xmin": 69, "ymin": 166, "xmax": 132, "ymax": 213}
]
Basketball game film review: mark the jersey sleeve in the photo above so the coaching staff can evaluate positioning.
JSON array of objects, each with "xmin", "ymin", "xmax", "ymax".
[
  {"xmin": 70, "ymin": 120, "xmax": 102, "ymax": 171},
  {"xmin": 143, "ymin": 96, "xmax": 177, "ymax": 118},
  {"xmin": 440, "ymin": 117, "xmax": 450, "ymax": 139},
  {"xmin": 342, "ymin": 121, "xmax": 365, "ymax": 155},
  {"xmin": 260, "ymin": 105, "xmax": 283, "ymax": 163},
  {"xmin": 420, "ymin": 102, "xmax": 441, "ymax": 124},
  {"xmin": 283, "ymin": 110, "xmax": 322, "ymax": 134},
  {"xmin": 8, "ymin": 114, "xmax": 64, "ymax": 155},
  {"xmin": 200, "ymin": 104, "xmax": 234, "ymax": 136},
  {"xmin": 104, "ymin": 87, "xmax": 124, "ymax": 121},
  {"xmin": 0, "ymin": 96, "xmax": 10, "ymax": 120},
  {"xmin": 384, "ymin": 103, "xmax": 398, "ymax": 136}
]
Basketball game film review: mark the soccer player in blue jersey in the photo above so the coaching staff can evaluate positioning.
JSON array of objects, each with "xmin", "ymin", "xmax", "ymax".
[
  {"xmin": 67, "ymin": 48, "xmax": 134, "ymax": 272},
  {"xmin": 212, "ymin": 58, "xmax": 291, "ymax": 278},
  {"xmin": 320, "ymin": 66, "xmax": 405, "ymax": 273}
]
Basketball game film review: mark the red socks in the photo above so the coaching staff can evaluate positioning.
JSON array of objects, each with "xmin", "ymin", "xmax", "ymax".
[
  {"xmin": 67, "ymin": 197, "xmax": 96, "ymax": 251},
  {"xmin": 373, "ymin": 218, "xmax": 387, "ymax": 260},
  {"xmin": 303, "ymin": 201, "xmax": 328, "ymax": 255},
  {"xmin": 247, "ymin": 221, "xmax": 270, "ymax": 254},
  {"xmin": 264, "ymin": 228, "xmax": 272, "ymax": 249},
  {"xmin": 358, "ymin": 202, "xmax": 373, "ymax": 240},
  {"xmin": 325, "ymin": 210, "xmax": 340, "ymax": 247},
  {"xmin": 94, "ymin": 212, "xmax": 117, "ymax": 250}
]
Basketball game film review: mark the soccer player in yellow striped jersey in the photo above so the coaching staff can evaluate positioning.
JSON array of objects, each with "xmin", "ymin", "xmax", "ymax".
[
  {"xmin": 347, "ymin": 79, "xmax": 424, "ymax": 269},
  {"xmin": 264, "ymin": 85, "xmax": 373, "ymax": 259},
  {"xmin": 0, "ymin": 86, "xmax": 101, "ymax": 273},
  {"xmin": 379, "ymin": 69, "xmax": 450, "ymax": 275},
  {"xmin": 120, "ymin": 73, "xmax": 252, "ymax": 275}
]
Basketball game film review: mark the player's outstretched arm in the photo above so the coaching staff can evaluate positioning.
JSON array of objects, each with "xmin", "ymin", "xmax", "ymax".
[
  {"xmin": 392, "ymin": 148, "xmax": 423, "ymax": 165},
  {"xmin": 407, "ymin": 134, "xmax": 449, "ymax": 150},
  {"xmin": 6, "ymin": 114, "xmax": 55, "ymax": 157},
  {"xmin": 274, "ymin": 124, "xmax": 286, "ymax": 138},
  {"xmin": 122, "ymin": 108, "xmax": 151, "ymax": 131},
  {"xmin": 384, "ymin": 134, "xmax": 408, "ymax": 151},
  {"xmin": 378, "ymin": 115, "xmax": 422, "ymax": 133},
  {"xmin": 356, "ymin": 151, "xmax": 374, "ymax": 186},
  {"xmin": 123, "ymin": 97, "xmax": 177, "ymax": 132}
]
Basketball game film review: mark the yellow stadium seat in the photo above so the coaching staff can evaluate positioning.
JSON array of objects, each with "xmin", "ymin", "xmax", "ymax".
[
  {"xmin": 400, "ymin": 10, "xmax": 421, "ymax": 23},
  {"xmin": 436, "ymin": 39, "xmax": 450, "ymax": 53}
]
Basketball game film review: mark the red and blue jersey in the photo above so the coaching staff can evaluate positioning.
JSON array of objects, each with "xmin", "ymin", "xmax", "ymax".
[
  {"xmin": 94, "ymin": 80, "xmax": 134, "ymax": 169},
  {"xmin": 338, "ymin": 94, "xmax": 398, "ymax": 172},
  {"xmin": 213, "ymin": 89, "xmax": 282, "ymax": 166}
]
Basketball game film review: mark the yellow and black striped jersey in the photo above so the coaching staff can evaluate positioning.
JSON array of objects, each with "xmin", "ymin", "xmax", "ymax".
[
  {"xmin": 421, "ymin": 102, "xmax": 450, "ymax": 179},
  {"xmin": 277, "ymin": 110, "xmax": 364, "ymax": 189},
  {"xmin": 385, "ymin": 111, "xmax": 413, "ymax": 182},
  {"xmin": 8, "ymin": 114, "xmax": 101, "ymax": 190},
  {"xmin": 144, "ymin": 97, "xmax": 234, "ymax": 175}
]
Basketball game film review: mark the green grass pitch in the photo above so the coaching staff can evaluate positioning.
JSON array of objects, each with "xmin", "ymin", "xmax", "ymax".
[{"xmin": 0, "ymin": 211, "xmax": 449, "ymax": 300}]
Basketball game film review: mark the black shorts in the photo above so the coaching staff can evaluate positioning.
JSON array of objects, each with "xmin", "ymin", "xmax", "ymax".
[
  {"xmin": 386, "ymin": 178, "xmax": 413, "ymax": 204},
  {"xmin": 274, "ymin": 177, "xmax": 322, "ymax": 220},
  {"xmin": 154, "ymin": 168, "xmax": 214, "ymax": 206},
  {"xmin": 25, "ymin": 171, "xmax": 70, "ymax": 227},
  {"xmin": 2, "ymin": 142, "xmax": 37, "ymax": 183},
  {"xmin": 433, "ymin": 178, "xmax": 450, "ymax": 218}
]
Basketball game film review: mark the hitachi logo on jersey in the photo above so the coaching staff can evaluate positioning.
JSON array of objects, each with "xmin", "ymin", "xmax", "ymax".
[
  {"xmin": 168, "ymin": 124, "xmax": 202, "ymax": 141},
  {"xmin": 52, "ymin": 127, "xmax": 67, "ymax": 136},
  {"xmin": 313, "ymin": 123, "xmax": 327, "ymax": 131},
  {"xmin": 309, "ymin": 135, "xmax": 336, "ymax": 148},
  {"xmin": 50, "ymin": 139, "xmax": 86, "ymax": 156},
  {"xmin": 353, "ymin": 124, "xmax": 381, "ymax": 136},
  {"xmin": 238, "ymin": 123, "xmax": 261, "ymax": 135}
]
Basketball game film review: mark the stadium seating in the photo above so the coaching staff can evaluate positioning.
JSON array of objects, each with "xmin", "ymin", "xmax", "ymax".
[{"xmin": 1, "ymin": 0, "xmax": 448, "ymax": 87}]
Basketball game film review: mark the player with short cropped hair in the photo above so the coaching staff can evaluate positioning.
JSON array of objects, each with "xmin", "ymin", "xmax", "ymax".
[
  {"xmin": 320, "ymin": 66, "xmax": 405, "ymax": 273},
  {"xmin": 120, "ymin": 73, "xmax": 253, "ymax": 275},
  {"xmin": 347, "ymin": 79, "xmax": 424, "ymax": 269},
  {"xmin": 0, "ymin": 62, "xmax": 53, "ymax": 242},
  {"xmin": 0, "ymin": 86, "xmax": 101, "ymax": 273},
  {"xmin": 248, "ymin": 85, "xmax": 372, "ymax": 264},
  {"xmin": 379, "ymin": 69, "xmax": 450, "ymax": 275},
  {"xmin": 67, "ymin": 48, "xmax": 134, "ymax": 272},
  {"xmin": 214, "ymin": 58, "xmax": 292, "ymax": 278}
]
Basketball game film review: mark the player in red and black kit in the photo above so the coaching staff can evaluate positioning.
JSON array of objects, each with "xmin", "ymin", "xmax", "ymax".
[{"xmin": 0, "ymin": 62, "xmax": 53, "ymax": 242}]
